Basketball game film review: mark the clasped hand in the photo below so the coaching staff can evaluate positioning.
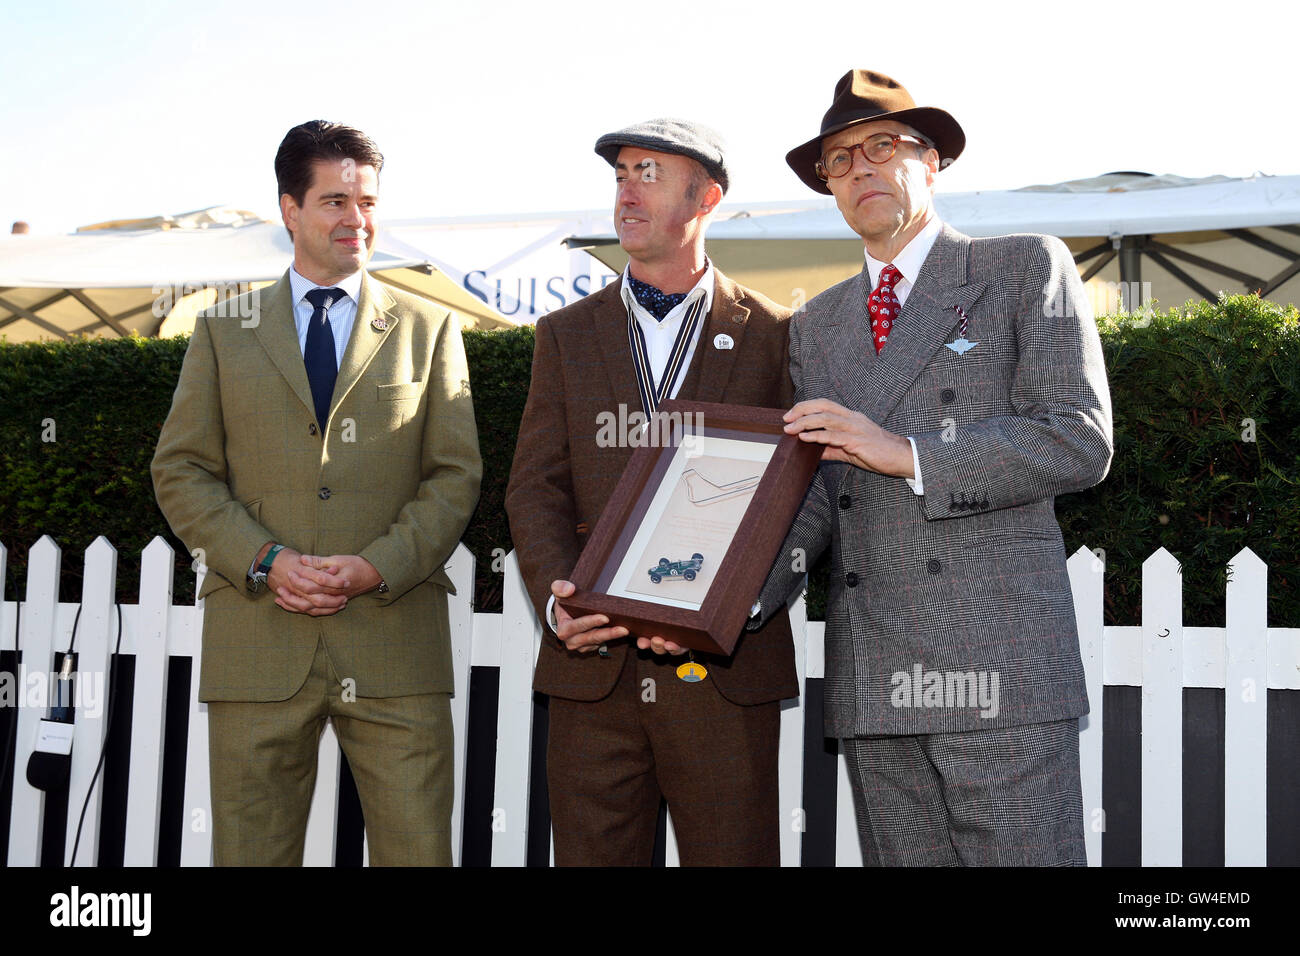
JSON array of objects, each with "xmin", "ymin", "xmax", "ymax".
[{"xmin": 269, "ymin": 548, "xmax": 382, "ymax": 617}]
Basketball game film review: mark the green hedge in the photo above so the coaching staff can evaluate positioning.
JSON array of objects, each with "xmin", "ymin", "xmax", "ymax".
[
  {"xmin": 2, "ymin": 295, "xmax": 1297, "ymax": 627},
  {"xmin": 0, "ymin": 328, "xmax": 536, "ymax": 611},
  {"xmin": 1059, "ymin": 295, "xmax": 1299, "ymax": 627}
]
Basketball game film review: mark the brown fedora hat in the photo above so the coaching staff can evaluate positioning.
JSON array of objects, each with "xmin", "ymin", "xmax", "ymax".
[{"xmin": 786, "ymin": 70, "xmax": 965, "ymax": 195}]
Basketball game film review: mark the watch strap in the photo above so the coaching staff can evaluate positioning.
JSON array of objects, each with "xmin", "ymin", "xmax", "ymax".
[{"xmin": 258, "ymin": 543, "xmax": 284, "ymax": 575}]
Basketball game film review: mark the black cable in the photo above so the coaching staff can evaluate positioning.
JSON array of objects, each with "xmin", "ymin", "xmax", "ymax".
[
  {"xmin": 65, "ymin": 603, "xmax": 81, "ymax": 656},
  {"xmin": 69, "ymin": 601, "xmax": 122, "ymax": 866},
  {"xmin": 54, "ymin": 605, "xmax": 82, "ymax": 722},
  {"xmin": 0, "ymin": 598, "xmax": 19, "ymax": 813}
]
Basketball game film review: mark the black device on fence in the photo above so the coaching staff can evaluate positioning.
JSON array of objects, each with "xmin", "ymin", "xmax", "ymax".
[
  {"xmin": 26, "ymin": 650, "xmax": 77, "ymax": 791},
  {"xmin": 14, "ymin": 599, "xmax": 123, "ymax": 864}
]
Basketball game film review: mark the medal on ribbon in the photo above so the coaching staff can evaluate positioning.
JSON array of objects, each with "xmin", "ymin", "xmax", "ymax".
[
  {"xmin": 676, "ymin": 653, "xmax": 708, "ymax": 683},
  {"xmin": 946, "ymin": 304, "xmax": 977, "ymax": 354}
]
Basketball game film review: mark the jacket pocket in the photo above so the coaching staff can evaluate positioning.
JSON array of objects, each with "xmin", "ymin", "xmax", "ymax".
[
  {"xmin": 377, "ymin": 382, "xmax": 423, "ymax": 402},
  {"xmin": 962, "ymin": 526, "xmax": 1062, "ymax": 552}
]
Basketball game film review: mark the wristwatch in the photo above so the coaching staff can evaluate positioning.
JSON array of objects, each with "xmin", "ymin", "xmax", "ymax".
[{"xmin": 247, "ymin": 543, "xmax": 284, "ymax": 593}]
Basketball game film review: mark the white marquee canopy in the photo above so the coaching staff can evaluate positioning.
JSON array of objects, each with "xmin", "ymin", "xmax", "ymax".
[
  {"xmin": 0, "ymin": 208, "xmax": 515, "ymax": 342},
  {"xmin": 571, "ymin": 173, "xmax": 1300, "ymax": 312}
]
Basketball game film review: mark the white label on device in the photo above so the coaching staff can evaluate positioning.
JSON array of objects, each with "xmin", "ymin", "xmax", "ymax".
[{"xmin": 36, "ymin": 719, "xmax": 74, "ymax": 755}]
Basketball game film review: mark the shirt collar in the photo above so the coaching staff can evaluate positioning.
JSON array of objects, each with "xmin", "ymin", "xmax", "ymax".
[
  {"xmin": 290, "ymin": 265, "xmax": 365, "ymax": 306},
  {"xmin": 620, "ymin": 259, "xmax": 715, "ymax": 319},
  {"xmin": 864, "ymin": 216, "xmax": 943, "ymax": 286}
]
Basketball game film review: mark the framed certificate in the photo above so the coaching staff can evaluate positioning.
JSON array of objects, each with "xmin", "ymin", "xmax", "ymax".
[{"xmin": 559, "ymin": 400, "xmax": 821, "ymax": 655}]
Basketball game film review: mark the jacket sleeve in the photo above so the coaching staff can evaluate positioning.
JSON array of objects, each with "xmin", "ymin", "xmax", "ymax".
[
  {"xmin": 151, "ymin": 313, "xmax": 274, "ymax": 590},
  {"xmin": 505, "ymin": 316, "xmax": 582, "ymax": 623},
  {"xmin": 911, "ymin": 235, "xmax": 1114, "ymax": 520},
  {"xmin": 751, "ymin": 309, "xmax": 832, "ymax": 625},
  {"xmin": 358, "ymin": 309, "xmax": 482, "ymax": 601}
]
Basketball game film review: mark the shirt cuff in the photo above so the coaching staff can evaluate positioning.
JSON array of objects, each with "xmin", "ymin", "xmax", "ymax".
[
  {"xmin": 545, "ymin": 594, "xmax": 559, "ymax": 635},
  {"xmin": 905, "ymin": 436, "xmax": 924, "ymax": 495}
]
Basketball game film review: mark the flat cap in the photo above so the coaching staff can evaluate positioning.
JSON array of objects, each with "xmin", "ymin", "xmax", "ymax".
[{"xmin": 594, "ymin": 118, "xmax": 729, "ymax": 194}]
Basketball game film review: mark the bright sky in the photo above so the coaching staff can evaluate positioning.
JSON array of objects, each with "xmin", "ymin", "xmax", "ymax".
[{"xmin": 4, "ymin": 0, "xmax": 1297, "ymax": 234}]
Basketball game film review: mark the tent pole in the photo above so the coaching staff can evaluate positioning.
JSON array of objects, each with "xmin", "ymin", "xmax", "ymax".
[
  {"xmin": 1117, "ymin": 235, "xmax": 1146, "ymax": 310},
  {"xmin": 1117, "ymin": 235, "xmax": 1143, "ymax": 287}
]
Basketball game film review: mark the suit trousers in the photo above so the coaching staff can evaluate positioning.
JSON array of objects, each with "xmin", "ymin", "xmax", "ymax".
[
  {"xmin": 841, "ymin": 718, "xmax": 1087, "ymax": 866},
  {"xmin": 547, "ymin": 646, "xmax": 781, "ymax": 866},
  {"xmin": 207, "ymin": 636, "xmax": 453, "ymax": 866}
]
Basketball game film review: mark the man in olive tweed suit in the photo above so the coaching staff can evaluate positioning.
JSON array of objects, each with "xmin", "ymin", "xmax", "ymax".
[
  {"xmin": 506, "ymin": 120, "xmax": 796, "ymax": 865},
  {"xmin": 754, "ymin": 72, "xmax": 1113, "ymax": 865},
  {"xmin": 152, "ymin": 122, "xmax": 481, "ymax": 865}
]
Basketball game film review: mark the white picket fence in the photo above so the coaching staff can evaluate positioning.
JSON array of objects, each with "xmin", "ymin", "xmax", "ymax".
[{"xmin": 1, "ymin": 535, "xmax": 1297, "ymax": 867}]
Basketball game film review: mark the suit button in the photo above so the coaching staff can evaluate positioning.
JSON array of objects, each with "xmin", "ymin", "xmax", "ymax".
[
  {"xmin": 941, "ymin": 389, "xmax": 956, "ymax": 404},
  {"xmin": 927, "ymin": 559, "xmax": 942, "ymax": 574},
  {"xmin": 839, "ymin": 494, "xmax": 852, "ymax": 510},
  {"xmin": 844, "ymin": 572, "xmax": 858, "ymax": 588},
  {"xmin": 597, "ymin": 645, "xmax": 610, "ymax": 658},
  {"xmin": 318, "ymin": 487, "xmax": 331, "ymax": 500},
  {"xmin": 308, "ymin": 423, "xmax": 318, "ymax": 435}
]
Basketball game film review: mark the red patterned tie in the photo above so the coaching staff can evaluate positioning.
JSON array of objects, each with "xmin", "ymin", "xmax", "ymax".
[{"xmin": 868, "ymin": 264, "xmax": 902, "ymax": 353}]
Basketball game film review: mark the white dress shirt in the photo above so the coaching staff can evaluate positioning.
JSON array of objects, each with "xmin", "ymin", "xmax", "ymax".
[
  {"xmin": 864, "ymin": 216, "xmax": 944, "ymax": 495},
  {"xmin": 619, "ymin": 260, "xmax": 715, "ymax": 402},
  {"xmin": 289, "ymin": 266, "xmax": 364, "ymax": 367}
]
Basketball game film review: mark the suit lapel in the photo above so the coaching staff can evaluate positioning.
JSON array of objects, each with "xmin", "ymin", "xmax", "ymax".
[
  {"xmin": 832, "ymin": 227, "xmax": 986, "ymax": 425},
  {"xmin": 253, "ymin": 272, "xmax": 316, "ymax": 419},
  {"xmin": 816, "ymin": 267, "xmax": 878, "ymax": 407},
  {"xmin": 679, "ymin": 271, "xmax": 748, "ymax": 404},
  {"xmin": 592, "ymin": 279, "xmax": 647, "ymax": 415},
  {"xmin": 332, "ymin": 273, "xmax": 397, "ymax": 419}
]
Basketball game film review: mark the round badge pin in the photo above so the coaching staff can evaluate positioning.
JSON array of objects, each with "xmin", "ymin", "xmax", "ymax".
[{"xmin": 713, "ymin": 332, "xmax": 734, "ymax": 350}]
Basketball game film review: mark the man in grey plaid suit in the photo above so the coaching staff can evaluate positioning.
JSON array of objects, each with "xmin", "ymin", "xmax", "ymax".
[{"xmin": 754, "ymin": 70, "xmax": 1113, "ymax": 865}]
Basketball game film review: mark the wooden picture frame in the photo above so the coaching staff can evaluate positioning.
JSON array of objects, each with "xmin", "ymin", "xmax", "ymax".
[{"xmin": 559, "ymin": 399, "xmax": 821, "ymax": 655}]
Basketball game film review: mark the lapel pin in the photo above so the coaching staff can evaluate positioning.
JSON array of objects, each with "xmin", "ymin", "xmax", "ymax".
[
  {"xmin": 713, "ymin": 333, "xmax": 734, "ymax": 350},
  {"xmin": 370, "ymin": 315, "xmax": 389, "ymax": 332},
  {"xmin": 946, "ymin": 304, "xmax": 978, "ymax": 355}
]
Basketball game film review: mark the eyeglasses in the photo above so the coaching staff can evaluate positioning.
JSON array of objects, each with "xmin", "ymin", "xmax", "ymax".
[{"xmin": 815, "ymin": 133, "xmax": 933, "ymax": 181}]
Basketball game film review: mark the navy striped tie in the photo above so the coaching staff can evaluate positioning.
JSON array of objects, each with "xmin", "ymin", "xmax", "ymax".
[{"xmin": 303, "ymin": 287, "xmax": 343, "ymax": 430}]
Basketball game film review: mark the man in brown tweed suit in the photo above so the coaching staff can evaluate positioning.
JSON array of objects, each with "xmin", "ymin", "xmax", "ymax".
[
  {"xmin": 152, "ymin": 121, "xmax": 481, "ymax": 865},
  {"xmin": 506, "ymin": 119, "xmax": 797, "ymax": 866}
]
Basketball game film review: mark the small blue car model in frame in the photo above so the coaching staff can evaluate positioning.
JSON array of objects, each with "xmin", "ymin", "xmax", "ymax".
[{"xmin": 648, "ymin": 553, "xmax": 705, "ymax": 584}]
